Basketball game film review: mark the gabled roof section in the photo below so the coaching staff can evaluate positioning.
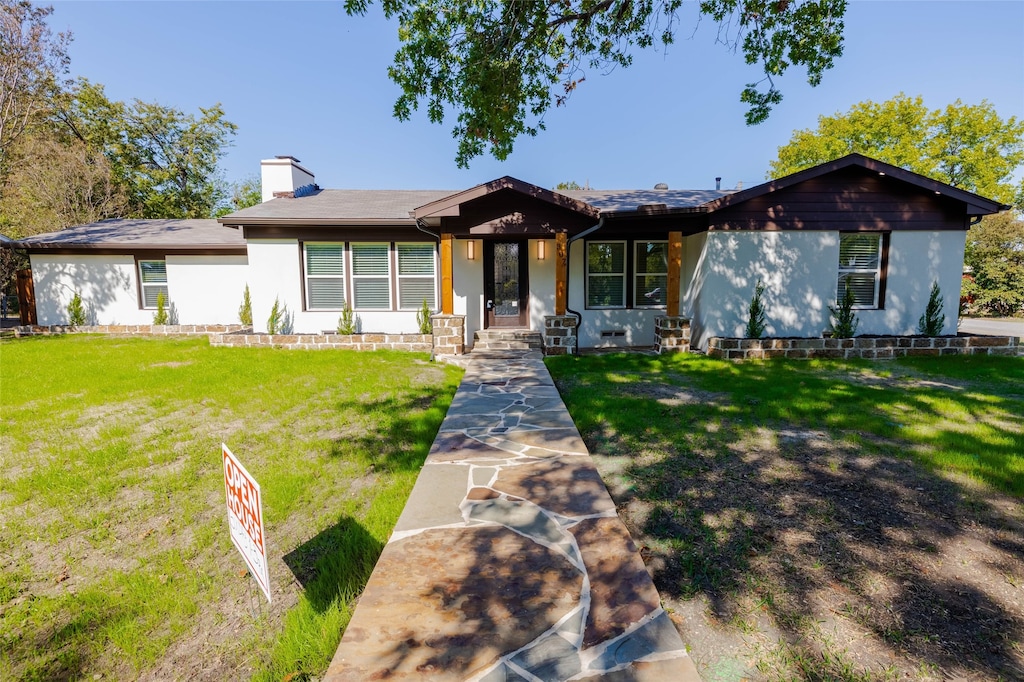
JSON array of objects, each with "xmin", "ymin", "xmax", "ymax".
[
  {"xmin": 8, "ymin": 219, "xmax": 246, "ymax": 251},
  {"xmin": 413, "ymin": 176, "xmax": 601, "ymax": 221},
  {"xmin": 703, "ymin": 153, "xmax": 1010, "ymax": 216}
]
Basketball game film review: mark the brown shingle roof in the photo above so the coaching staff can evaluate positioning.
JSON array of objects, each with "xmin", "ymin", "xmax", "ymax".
[{"xmin": 9, "ymin": 219, "xmax": 246, "ymax": 250}]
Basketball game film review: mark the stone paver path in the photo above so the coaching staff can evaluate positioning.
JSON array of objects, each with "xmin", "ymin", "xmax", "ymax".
[{"xmin": 325, "ymin": 350, "xmax": 700, "ymax": 681}]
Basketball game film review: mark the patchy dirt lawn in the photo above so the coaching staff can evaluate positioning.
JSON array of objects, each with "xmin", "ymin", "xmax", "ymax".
[{"xmin": 553, "ymin": 356, "xmax": 1024, "ymax": 681}]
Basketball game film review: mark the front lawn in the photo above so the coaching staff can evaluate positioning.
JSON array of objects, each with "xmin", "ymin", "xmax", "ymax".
[
  {"xmin": 548, "ymin": 353, "xmax": 1024, "ymax": 681},
  {"xmin": 0, "ymin": 335, "xmax": 462, "ymax": 681}
]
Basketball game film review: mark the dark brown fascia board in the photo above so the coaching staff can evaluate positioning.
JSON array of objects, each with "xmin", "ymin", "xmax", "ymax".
[
  {"xmin": 600, "ymin": 206, "xmax": 709, "ymax": 220},
  {"xmin": 218, "ymin": 217, "xmax": 418, "ymax": 227},
  {"xmin": 411, "ymin": 176, "xmax": 601, "ymax": 220},
  {"xmin": 16, "ymin": 244, "xmax": 247, "ymax": 255},
  {"xmin": 701, "ymin": 153, "xmax": 1010, "ymax": 216}
]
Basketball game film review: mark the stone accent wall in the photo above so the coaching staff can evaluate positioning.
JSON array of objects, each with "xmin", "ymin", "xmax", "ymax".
[
  {"xmin": 543, "ymin": 315, "xmax": 577, "ymax": 356},
  {"xmin": 210, "ymin": 331, "xmax": 431, "ymax": 352},
  {"xmin": 14, "ymin": 324, "xmax": 248, "ymax": 337},
  {"xmin": 431, "ymin": 314, "xmax": 465, "ymax": 356},
  {"xmin": 655, "ymin": 316, "xmax": 691, "ymax": 354},
  {"xmin": 707, "ymin": 335, "xmax": 1024, "ymax": 360}
]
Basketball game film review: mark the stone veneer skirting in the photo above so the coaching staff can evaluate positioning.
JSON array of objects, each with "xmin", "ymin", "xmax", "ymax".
[
  {"xmin": 707, "ymin": 335, "xmax": 1024, "ymax": 360},
  {"xmin": 655, "ymin": 316, "xmax": 691, "ymax": 354},
  {"xmin": 543, "ymin": 315, "xmax": 577, "ymax": 355},
  {"xmin": 209, "ymin": 331, "xmax": 432, "ymax": 352},
  {"xmin": 14, "ymin": 324, "xmax": 249, "ymax": 337}
]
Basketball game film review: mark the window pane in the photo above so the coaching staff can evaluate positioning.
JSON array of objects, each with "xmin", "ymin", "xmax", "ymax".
[
  {"xmin": 352, "ymin": 244, "xmax": 390, "ymax": 276},
  {"xmin": 635, "ymin": 275, "xmax": 668, "ymax": 306},
  {"xmin": 399, "ymin": 278, "xmax": 436, "ymax": 309},
  {"xmin": 308, "ymin": 278, "xmax": 346, "ymax": 309},
  {"xmin": 143, "ymin": 284, "xmax": 168, "ymax": 308},
  {"xmin": 839, "ymin": 274, "xmax": 877, "ymax": 307},
  {"xmin": 635, "ymin": 242, "xmax": 668, "ymax": 274},
  {"xmin": 588, "ymin": 275, "xmax": 624, "ymax": 307},
  {"xmin": 306, "ymin": 243, "xmax": 344, "ymax": 275},
  {"xmin": 839, "ymin": 234, "xmax": 880, "ymax": 269},
  {"xmin": 397, "ymin": 244, "xmax": 435, "ymax": 275},
  {"xmin": 588, "ymin": 242, "xmax": 625, "ymax": 274},
  {"xmin": 139, "ymin": 261, "xmax": 167, "ymax": 284},
  {"xmin": 353, "ymin": 278, "xmax": 390, "ymax": 309}
]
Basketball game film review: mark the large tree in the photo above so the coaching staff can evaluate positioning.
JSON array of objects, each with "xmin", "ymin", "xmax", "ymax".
[
  {"xmin": 769, "ymin": 94, "xmax": 1024, "ymax": 206},
  {"xmin": 346, "ymin": 0, "xmax": 847, "ymax": 167},
  {"xmin": 0, "ymin": 0, "xmax": 71, "ymax": 182},
  {"xmin": 962, "ymin": 212, "xmax": 1024, "ymax": 317}
]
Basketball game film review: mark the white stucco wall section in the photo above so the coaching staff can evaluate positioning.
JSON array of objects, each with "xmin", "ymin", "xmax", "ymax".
[
  {"xmin": 862, "ymin": 230, "xmax": 964, "ymax": 336},
  {"xmin": 688, "ymin": 231, "xmax": 839, "ymax": 351},
  {"xmin": 454, "ymin": 238, "xmax": 484, "ymax": 348},
  {"xmin": 166, "ymin": 255, "xmax": 248, "ymax": 324},
  {"xmin": 31, "ymin": 254, "xmax": 145, "ymax": 325},
  {"xmin": 528, "ymin": 239, "xmax": 556, "ymax": 331}
]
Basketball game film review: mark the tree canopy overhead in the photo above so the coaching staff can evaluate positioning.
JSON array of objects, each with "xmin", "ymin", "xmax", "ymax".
[
  {"xmin": 346, "ymin": 0, "xmax": 847, "ymax": 167},
  {"xmin": 769, "ymin": 94, "xmax": 1024, "ymax": 207}
]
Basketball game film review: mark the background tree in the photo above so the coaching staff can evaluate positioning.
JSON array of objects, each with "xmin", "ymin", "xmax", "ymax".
[
  {"xmin": 769, "ymin": 94, "xmax": 1024, "ymax": 206},
  {"xmin": 0, "ymin": 0, "xmax": 71, "ymax": 181},
  {"xmin": 555, "ymin": 180, "xmax": 583, "ymax": 191},
  {"xmin": 346, "ymin": 0, "xmax": 848, "ymax": 167},
  {"xmin": 215, "ymin": 173, "xmax": 262, "ymax": 217},
  {"xmin": 962, "ymin": 212, "xmax": 1024, "ymax": 317}
]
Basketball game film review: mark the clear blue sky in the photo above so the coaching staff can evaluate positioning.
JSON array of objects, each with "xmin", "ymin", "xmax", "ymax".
[{"xmin": 47, "ymin": 0, "xmax": 1024, "ymax": 192}]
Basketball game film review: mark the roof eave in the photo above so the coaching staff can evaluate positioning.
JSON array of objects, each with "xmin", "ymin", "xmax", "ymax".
[
  {"xmin": 412, "ymin": 176, "xmax": 601, "ymax": 221},
  {"xmin": 12, "ymin": 242, "xmax": 247, "ymax": 252},
  {"xmin": 218, "ymin": 217, "xmax": 418, "ymax": 227}
]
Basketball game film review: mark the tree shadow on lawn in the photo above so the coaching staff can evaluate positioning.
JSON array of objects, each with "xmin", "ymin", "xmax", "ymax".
[{"xmin": 551, "ymin": 354, "xmax": 1024, "ymax": 679}]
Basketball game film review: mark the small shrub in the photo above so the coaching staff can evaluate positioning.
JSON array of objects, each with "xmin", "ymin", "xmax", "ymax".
[
  {"xmin": 153, "ymin": 291, "xmax": 169, "ymax": 325},
  {"xmin": 267, "ymin": 297, "xmax": 285, "ymax": 335},
  {"xmin": 416, "ymin": 299, "xmax": 433, "ymax": 335},
  {"xmin": 337, "ymin": 302, "xmax": 356, "ymax": 335},
  {"xmin": 66, "ymin": 291, "xmax": 87, "ymax": 327},
  {"xmin": 238, "ymin": 284, "xmax": 253, "ymax": 326},
  {"xmin": 918, "ymin": 281, "xmax": 945, "ymax": 336},
  {"xmin": 829, "ymin": 278, "xmax": 860, "ymax": 338},
  {"xmin": 745, "ymin": 280, "xmax": 767, "ymax": 339}
]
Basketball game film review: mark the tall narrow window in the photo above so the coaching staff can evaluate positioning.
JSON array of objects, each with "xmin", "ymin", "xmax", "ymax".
[
  {"xmin": 138, "ymin": 260, "xmax": 168, "ymax": 309},
  {"xmin": 351, "ymin": 243, "xmax": 391, "ymax": 310},
  {"xmin": 304, "ymin": 243, "xmax": 345, "ymax": 310},
  {"xmin": 397, "ymin": 243, "xmax": 437, "ymax": 309},
  {"xmin": 838, "ymin": 233, "xmax": 883, "ymax": 308},
  {"xmin": 586, "ymin": 242, "xmax": 626, "ymax": 308},
  {"xmin": 634, "ymin": 241, "xmax": 668, "ymax": 307}
]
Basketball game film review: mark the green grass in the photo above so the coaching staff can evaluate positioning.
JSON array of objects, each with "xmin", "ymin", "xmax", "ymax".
[
  {"xmin": 548, "ymin": 353, "xmax": 1024, "ymax": 496},
  {"xmin": 0, "ymin": 335, "xmax": 462, "ymax": 681}
]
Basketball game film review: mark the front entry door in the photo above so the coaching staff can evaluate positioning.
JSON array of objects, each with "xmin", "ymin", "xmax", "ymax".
[{"xmin": 484, "ymin": 240, "xmax": 529, "ymax": 328}]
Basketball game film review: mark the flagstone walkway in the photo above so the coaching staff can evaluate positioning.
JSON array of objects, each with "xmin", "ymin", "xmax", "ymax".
[{"xmin": 325, "ymin": 350, "xmax": 700, "ymax": 681}]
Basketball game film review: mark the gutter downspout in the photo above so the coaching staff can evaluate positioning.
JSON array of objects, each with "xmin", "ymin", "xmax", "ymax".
[
  {"xmin": 565, "ymin": 216, "xmax": 606, "ymax": 354},
  {"xmin": 415, "ymin": 219, "xmax": 441, "ymax": 361}
]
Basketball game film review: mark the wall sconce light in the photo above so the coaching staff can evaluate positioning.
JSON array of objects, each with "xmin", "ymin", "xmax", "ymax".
[
  {"xmin": 467, "ymin": 240, "xmax": 476, "ymax": 260},
  {"xmin": 537, "ymin": 240, "xmax": 546, "ymax": 261}
]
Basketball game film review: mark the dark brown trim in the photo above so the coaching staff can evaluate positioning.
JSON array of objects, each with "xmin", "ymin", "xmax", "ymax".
[
  {"xmin": 219, "ymin": 217, "xmax": 417, "ymax": 227},
  {"xmin": 702, "ymin": 154, "xmax": 1008, "ymax": 216},
  {"xmin": 878, "ymin": 232, "xmax": 891, "ymax": 309},
  {"xmin": 707, "ymin": 223, "xmax": 963, "ymax": 232},
  {"xmin": 413, "ymin": 176, "xmax": 600, "ymax": 221},
  {"xmin": 240, "ymin": 225, "xmax": 428, "ymax": 242},
  {"xmin": 389, "ymin": 243, "xmax": 398, "ymax": 311},
  {"xmin": 298, "ymin": 242, "xmax": 308, "ymax": 312}
]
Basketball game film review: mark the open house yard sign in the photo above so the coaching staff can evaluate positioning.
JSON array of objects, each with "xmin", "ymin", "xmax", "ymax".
[{"xmin": 222, "ymin": 444, "xmax": 271, "ymax": 603}]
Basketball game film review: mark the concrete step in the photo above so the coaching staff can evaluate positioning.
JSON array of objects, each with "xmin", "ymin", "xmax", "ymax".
[{"xmin": 473, "ymin": 329, "xmax": 543, "ymax": 351}]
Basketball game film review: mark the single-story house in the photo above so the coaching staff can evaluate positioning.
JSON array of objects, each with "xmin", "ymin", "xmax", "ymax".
[{"xmin": 7, "ymin": 153, "xmax": 1008, "ymax": 352}]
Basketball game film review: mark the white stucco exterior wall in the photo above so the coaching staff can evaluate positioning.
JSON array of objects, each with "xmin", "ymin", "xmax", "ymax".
[
  {"xmin": 528, "ymin": 239, "xmax": 556, "ymax": 332},
  {"xmin": 31, "ymin": 254, "xmax": 146, "ymax": 325},
  {"xmin": 453, "ymin": 238, "xmax": 484, "ymax": 348},
  {"xmin": 165, "ymin": 255, "xmax": 248, "ymax": 324}
]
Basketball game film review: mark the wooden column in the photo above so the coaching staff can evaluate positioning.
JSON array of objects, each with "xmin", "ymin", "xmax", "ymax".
[
  {"xmin": 440, "ymin": 233, "xmax": 454, "ymax": 315},
  {"xmin": 666, "ymin": 231, "xmax": 682, "ymax": 317},
  {"xmin": 555, "ymin": 232, "xmax": 568, "ymax": 315}
]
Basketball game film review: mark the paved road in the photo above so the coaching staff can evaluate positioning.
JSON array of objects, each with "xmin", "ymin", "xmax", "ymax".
[{"xmin": 959, "ymin": 317, "xmax": 1024, "ymax": 338}]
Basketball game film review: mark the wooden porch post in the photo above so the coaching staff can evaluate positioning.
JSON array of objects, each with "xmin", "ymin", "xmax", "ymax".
[
  {"xmin": 555, "ymin": 232, "xmax": 568, "ymax": 315},
  {"xmin": 666, "ymin": 231, "xmax": 682, "ymax": 317},
  {"xmin": 440, "ymin": 233, "xmax": 454, "ymax": 314}
]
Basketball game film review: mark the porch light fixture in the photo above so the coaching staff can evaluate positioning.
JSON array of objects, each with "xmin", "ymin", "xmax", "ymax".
[
  {"xmin": 537, "ymin": 240, "xmax": 546, "ymax": 260},
  {"xmin": 467, "ymin": 240, "xmax": 476, "ymax": 260}
]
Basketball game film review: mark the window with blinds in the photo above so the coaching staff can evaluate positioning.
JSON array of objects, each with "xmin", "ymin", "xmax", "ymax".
[
  {"xmin": 351, "ymin": 243, "xmax": 392, "ymax": 310},
  {"xmin": 397, "ymin": 243, "xmax": 437, "ymax": 309},
  {"xmin": 634, "ymin": 241, "xmax": 668, "ymax": 308},
  {"xmin": 304, "ymin": 243, "xmax": 346, "ymax": 310},
  {"xmin": 138, "ymin": 260, "xmax": 168, "ymax": 309},
  {"xmin": 838, "ymin": 233, "xmax": 883, "ymax": 308},
  {"xmin": 587, "ymin": 242, "xmax": 626, "ymax": 308}
]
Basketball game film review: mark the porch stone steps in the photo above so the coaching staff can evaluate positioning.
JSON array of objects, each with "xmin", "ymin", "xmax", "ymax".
[{"xmin": 472, "ymin": 329, "xmax": 543, "ymax": 351}]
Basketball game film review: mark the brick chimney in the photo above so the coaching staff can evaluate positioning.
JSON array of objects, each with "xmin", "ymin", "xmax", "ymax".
[{"xmin": 260, "ymin": 156, "xmax": 316, "ymax": 202}]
